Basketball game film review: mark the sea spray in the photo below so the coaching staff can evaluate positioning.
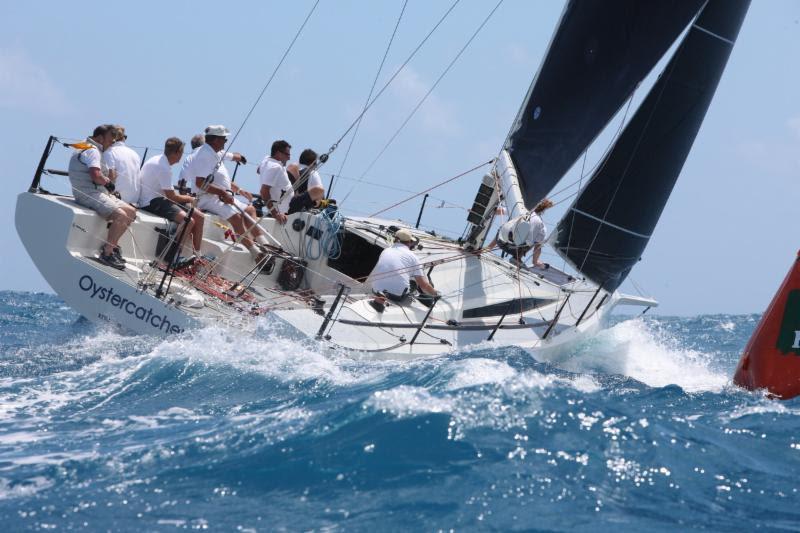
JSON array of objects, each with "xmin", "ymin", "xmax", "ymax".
[{"xmin": 0, "ymin": 292, "xmax": 797, "ymax": 530}]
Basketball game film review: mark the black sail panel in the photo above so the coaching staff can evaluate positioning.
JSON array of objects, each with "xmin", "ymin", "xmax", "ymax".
[
  {"xmin": 554, "ymin": 0, "xmax": 751, "ymax": 292},
  {"xmin": 505, "ymin": 0, "xmax": 704, "ymax": 210}
]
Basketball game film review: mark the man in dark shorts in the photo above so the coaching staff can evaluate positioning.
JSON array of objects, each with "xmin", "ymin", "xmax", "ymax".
[{"xmin": 138, "ymin": 137, "xmax": 205, "ymax": 256}]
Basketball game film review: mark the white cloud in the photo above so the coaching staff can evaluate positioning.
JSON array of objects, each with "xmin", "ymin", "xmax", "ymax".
[
  {"xmin": 505, "ymin": 43, "xmax": 536, "ymax": 69},
  {"xmin": 0, "ymin": 48, "xmax": 71, "ymax": 115},
  {"xmin": 390, "ymin": 66, "xmax": 459, "ymax": 135},
  {"xmin": 787, "ymin": 115, "xmax": 800, "ymax": 140}
]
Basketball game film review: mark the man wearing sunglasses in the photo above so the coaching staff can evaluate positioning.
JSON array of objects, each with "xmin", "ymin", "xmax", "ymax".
[{"xmin": 257, "ymin": 140, "xmax": 293, "ymax": 224}]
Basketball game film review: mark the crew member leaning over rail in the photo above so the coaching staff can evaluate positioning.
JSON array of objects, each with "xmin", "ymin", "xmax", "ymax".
[{"xmin": 68, "ymin": 124, "xmax": 137, "ymax": 270}]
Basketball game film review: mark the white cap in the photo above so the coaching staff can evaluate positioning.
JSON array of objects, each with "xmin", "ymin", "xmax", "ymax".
[
  {"xmin": 205, "ymin": 124, "xmax": 230, "ymax": 137},
  {"xmin": 394, "ymin": 229, "xmax": 414, "ymax": 242}
]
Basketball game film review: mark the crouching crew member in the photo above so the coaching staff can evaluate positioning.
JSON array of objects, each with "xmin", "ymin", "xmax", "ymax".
[
  {"xmin": 68, "ymin": 124, "xmax": 137, "ymax": 270},
  {"xmin": 287, "ymin": 148, "xmax": 326, "ymax": 214},
  {"xmin": 138, "ymin": 137, "xmax": 205, "ymax": 256},
  {"xmin": 492, "ymin": 198, "xmax": 554, "ymax": 268},
  {"xmin": 368, "ymin": 229, "xmax": 439, "ymax": 310}
]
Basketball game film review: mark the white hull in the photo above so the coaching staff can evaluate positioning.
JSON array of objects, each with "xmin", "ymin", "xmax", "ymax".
[{"xmin": 15, "ymin": 191, "xmax": 654, "ymax": 358}]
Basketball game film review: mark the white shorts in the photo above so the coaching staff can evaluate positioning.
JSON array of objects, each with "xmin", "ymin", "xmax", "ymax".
[{"xmin": 197, "ymin": 195, "xmax": 250, "ymax": 221}]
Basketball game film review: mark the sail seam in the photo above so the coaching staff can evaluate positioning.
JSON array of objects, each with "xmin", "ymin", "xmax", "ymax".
[
  {"xmin": 692, "ymin": 24, "xmax": 734, "ymax": 46},
  {"xmin": 571, "ymin": 208, "xmax": 651, "ymax": 239}
]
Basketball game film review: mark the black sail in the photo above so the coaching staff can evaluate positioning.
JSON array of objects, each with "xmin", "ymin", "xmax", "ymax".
[
  {"xmin": 554, "ymin": 0, "xmax": 751, "ymax": 292},
  {"xmin": 505, "ymin": 0, "xmax": 704, "ymax": 210}
]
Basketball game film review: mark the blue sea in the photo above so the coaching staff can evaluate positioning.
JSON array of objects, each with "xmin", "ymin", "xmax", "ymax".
[{"xmin": 1, "ymin": 291, "xmax": 798, "ymax": 531}]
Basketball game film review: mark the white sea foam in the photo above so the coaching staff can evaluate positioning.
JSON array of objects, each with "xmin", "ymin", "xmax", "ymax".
[
  {"xmin": 546, "ymin": 318, "xmax": 729, "ymax": 393},
  {"xmin": 0, "ymin": 476, "xmax": 54, "ymax": 500},
  {"xmin": 0, "ymin": 333, "xmax": 152, "ymax": 423},
  {"xmin": 365, "ymin": 385, "xmax": 455, "ymax": 418},
  {"xmin": 149, "ymin": 324, "xmax": 387, "ymax": 387},
  {"xmin": 724, "ymin": 399, "xmax": 800, "ymax": 422},
  {"xmin": 445, "ymin": 358, "xmax": 517, "ymax": 390}
]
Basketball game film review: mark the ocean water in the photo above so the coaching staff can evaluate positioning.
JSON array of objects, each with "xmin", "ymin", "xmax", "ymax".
[{"xmin": 0, "ymin": 291, "xmax": 798, "ymax": 532}]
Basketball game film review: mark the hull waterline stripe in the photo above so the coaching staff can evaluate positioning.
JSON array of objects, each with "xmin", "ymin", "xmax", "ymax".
[
  {"xmin": 692, "ymin": 24, "xmax": 735, "ymax": 46},
  {"xmin": 571, "ymin": 208, "xmax": 651, "ymax": 239}
]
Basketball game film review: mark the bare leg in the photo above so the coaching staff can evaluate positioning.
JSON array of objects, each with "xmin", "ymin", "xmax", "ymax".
[
  {"xmin": 190, "ymin": 210, "xmax": 205, "ymax": 251},
  {"xmin": 104, "ymin": 206, "xmax": 135, "ymax": 255},
  {"xmin": 174, "ymin": 211, "xmax": 195, "ymax": 249},
  {"xmin": 531, "ymin": 244, "xmax": 543, "ymax": 267},
  {"xmin": 242, "ymin": 205, "xmax": 263, "ymax": 239},
  {"xmin": 228, "ymin": 214, "xmax": 254, "ymax": 249}
]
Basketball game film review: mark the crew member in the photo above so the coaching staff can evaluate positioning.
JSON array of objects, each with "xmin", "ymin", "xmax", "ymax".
[
  {"xmin": 68, "ymin": 124, "xmax": 137, "ymax": 270},
  {"xmin": 102, "ymin": 125, "xmax": 142, "ymax": 204},
  {"xmin": 179, "ymin": 131, "xmax": 246, "ymax": 194},
  {"xmin": 287, "ymin": 148, "xmax": 326, "ymax": 214},
  {"xmin": 179, "ymin": 125, "xmax": 268, "ymax": 262},
  {"xmin": 368, "ymin": 229, "xmax": 439, "ymax": 309},
  {"xmin": 138, "ymin": 137, "xmax": 205, "ymax": 256},
  {"xmin": 258, "ymin": 140, "xmax": 293, "ymax": 224},
  {"xmin": 493, "ymin": 198, "xmax": 554, "ymax": 267}
]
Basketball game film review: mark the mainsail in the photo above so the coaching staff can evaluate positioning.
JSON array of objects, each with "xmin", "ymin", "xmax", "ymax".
[
  {"xmin": 554, "ymin": 0, "xmax": 751, "ymax": 292},
  {"xmin": 504, "ymin": 0, "xmax": 705, "ymax": 210}
]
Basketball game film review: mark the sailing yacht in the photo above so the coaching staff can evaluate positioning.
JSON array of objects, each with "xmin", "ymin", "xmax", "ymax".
[{"xmin": 14, "ymin": 0, "xmax": 750, "ymax": 357}]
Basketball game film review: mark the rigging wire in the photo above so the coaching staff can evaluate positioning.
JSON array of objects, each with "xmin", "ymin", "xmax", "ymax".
[
  {"xmin": 319, "ymin": 0, "xmax": 461, "ymax": 163},
  {"xmin": 562, "ymin": 149, "xmax": 589, "ymax": 272},
  {"xmin": 541, "ymin": 89, "xmax": 639, "ymax": 208},
  {"xmin": 329, "ymin": 0, "xmax": 408, "ymax": 198},
  {"xmin": 576, "ymin": 44, "xmax": 684, "ymax": 276},
  {"xmin": 218, "ymin": 0, "xmax": 320, "ymax": 164},
  {"xmin": 344, "ymin": 0, "xmax": 505, "ymax": 204},
  {"xmin": 368, "ymin": 159, "xmax": 493, "ymax": 218}
]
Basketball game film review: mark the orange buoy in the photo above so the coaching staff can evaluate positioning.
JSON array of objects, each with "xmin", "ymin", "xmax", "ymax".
[{"xmin": 733, "ymin": 251, "xmax": 800, "ymax": 399}]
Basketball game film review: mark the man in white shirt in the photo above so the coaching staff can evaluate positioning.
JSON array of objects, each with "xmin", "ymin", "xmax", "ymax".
[
  {"xmin": 258, "ymin": 140, "xmax": 293, "ymax": 224},
  {"xmin": 368, "ymin": 229, "xmax": 439, "ymax": 309},
  {"xmin": 139, "ymin": 137, "xmax": 205, "ymax": 255},
  {"xmin": 492, "ymin": 198, "xmax": 554, "ymax": 267},
  {"xmin": 178, "ymin": 131, "xmax": 247, "ymax": 194},
  {"xmin": 102, "ymin": 125, "xmax": 142, "ymax": 204},
  {"xmin": 179, "ymin": 125, "xmax": 270, "ymax": 261},
  {"xmin": 68, "ymin": 124, "xmax": 137, "ymax": 270},
  {"xmin": 287, "ymin": 148, "xmax": 327, "ymax": 214}
]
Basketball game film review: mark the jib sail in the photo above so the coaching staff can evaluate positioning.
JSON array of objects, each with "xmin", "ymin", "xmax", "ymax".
[{"xmin": 554, "ymin": 0, "xmax": 751, "ymax": 292}]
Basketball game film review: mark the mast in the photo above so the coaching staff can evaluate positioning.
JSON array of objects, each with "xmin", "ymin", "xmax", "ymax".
[{"xmin": 554, "ymin": 0, "xmax": 751, "ymax": 292}]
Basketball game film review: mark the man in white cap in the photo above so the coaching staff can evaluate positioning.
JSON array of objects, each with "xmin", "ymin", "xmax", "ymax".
[
  {"xmin": 368, "ymin": 228, "xmax": 439, "ymax": 308},
  {"xmin": 179, "ymin": 125, "xmax": 269, "ymax": 262}
]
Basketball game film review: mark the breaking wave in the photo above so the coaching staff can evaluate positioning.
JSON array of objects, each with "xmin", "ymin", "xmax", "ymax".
[{"xmin": 0, "ymin": 291, "xmax": 796, "ymax": 530}]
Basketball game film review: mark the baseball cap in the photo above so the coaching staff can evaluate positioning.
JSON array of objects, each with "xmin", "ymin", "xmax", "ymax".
[{"xmin": 394, "ymin": 229, "xmax": 414, "ymax": 242}]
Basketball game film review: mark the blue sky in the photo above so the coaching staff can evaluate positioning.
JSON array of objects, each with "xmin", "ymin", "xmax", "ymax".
[{"xmin": 1, "ymin": 0, "xmax": 798, "ymax": 315}]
